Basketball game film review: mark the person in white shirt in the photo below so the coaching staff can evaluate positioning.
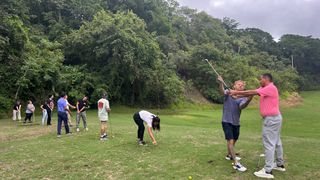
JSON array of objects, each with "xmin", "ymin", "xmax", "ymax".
[
  {"xmin": 133, "ymin": 110, "xmax": 160, "ymax": 145},
  {"xmin": 97, "ymin": 93, "xmax": 111, "ymax": 140}
]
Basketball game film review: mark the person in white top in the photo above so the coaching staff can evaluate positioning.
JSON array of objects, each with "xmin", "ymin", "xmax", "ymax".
[
  {"xmin": 97, "ymin": 92, "xmax": 111, "ymax": 140},
  {"xmin": 133, "ymin": 110, "xmax": 160, "ymax": 145}
]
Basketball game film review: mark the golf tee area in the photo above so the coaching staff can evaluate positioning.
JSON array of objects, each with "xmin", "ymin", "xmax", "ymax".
[{"xmin": 0, "ymin": 91, "xmax": 319, "ymax": 180}]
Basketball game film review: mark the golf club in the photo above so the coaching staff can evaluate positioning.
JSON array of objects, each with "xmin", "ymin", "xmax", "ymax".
[{"xmin": 204, "ymin": 59, "xmax": 230, "ymax": 89}]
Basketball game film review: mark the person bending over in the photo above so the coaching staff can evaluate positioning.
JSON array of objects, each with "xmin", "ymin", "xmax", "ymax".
[
  {"xmin": 133, "ymin": 110, "xmax": 160, "ymax": 146},
  {"xmin": 218, "ymin": 76, "xmax": 252, "ymax": 172}
]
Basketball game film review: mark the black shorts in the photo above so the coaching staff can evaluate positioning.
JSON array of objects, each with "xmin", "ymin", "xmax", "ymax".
[{"xmin": 222, "ymin": 122, "xmax": 240, "ymax": 141}]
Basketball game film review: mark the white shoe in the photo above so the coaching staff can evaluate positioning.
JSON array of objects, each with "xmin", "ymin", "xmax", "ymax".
[
  {"xmin": 233, "ymin": 162, "xmax": 247, "ymax": 172},
  {"xmin": 254, "ymin": 168, "xmax": 274, "ymax": 179},
  {"xmin": 273, "ymin": 163, "xmax": 286, "ymax": 172},
  {"xmin": 85, "ymin": 128, "xmax": 89, "ymax": 131},
  {"xmin": 76, "ymin": 128, "xmax": 80, "ymax": 132},
  {"xmin": 225, "ymin": 155, "xmax": 241, "ymax": 161}
]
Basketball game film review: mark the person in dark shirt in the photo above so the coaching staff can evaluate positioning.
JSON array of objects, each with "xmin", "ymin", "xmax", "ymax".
[
  {"xmin": 76, "ymin": 95, "xmax": 89, "ymax": 132},
  {"xmin": 46, "ymin": 95, "xmax": 54, "ymax": 125},
  {"xmin": 40, "ymin": 101, "xmax": 49, "ymax": 125},
  {"xmin": 12, "ymin": 100, "xmax": 22, "ymax": 121}
]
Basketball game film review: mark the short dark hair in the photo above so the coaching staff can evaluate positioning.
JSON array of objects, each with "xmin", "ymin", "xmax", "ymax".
[
  {"xmin": 60, "ymin": 92, "xmax": 66, "ymax": 98},
  {"xmin": 102, "ymin": 92, "xmax": 108, "ymax": 98},
  {"xmin": 261, "ymin": 73, "xmax": 273, "ymax": 82}
]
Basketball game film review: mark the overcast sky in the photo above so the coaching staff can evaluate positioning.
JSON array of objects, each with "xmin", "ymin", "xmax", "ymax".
[{"xmin": 177, "ymin": 0, "xmax": 320, "ymax": 40}]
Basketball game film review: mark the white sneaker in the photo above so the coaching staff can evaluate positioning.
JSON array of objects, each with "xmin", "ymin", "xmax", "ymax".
[
  {"xmin": 273, "ymin": 163, "xmax": 286, "ymax": 172},
  {"xmin": 233, "ymin": 162, "xmax": 247, "ymax": 172},
  {"xmin": 225, "ymin": 155, "xmax": 241, "ymax": 161},
  {"xmin": 254, "ymin": 168, "xmax": 274, "ymax": 179},
  {"xmin": 85, "ymin": 127, "xmax": 89, "ymax": 131},
  {"xmin": 76, "ymin": 128, "xmax": 80, "ymax": 132}
]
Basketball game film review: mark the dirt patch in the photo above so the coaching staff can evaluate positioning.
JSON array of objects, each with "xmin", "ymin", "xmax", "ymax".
[
  {"xmin": 0, "ymin": 124, "xmax": 55, "ymax": 142},
  {"xmin": 184, "ymin": 84, "xmax": 212, "ymax": 105},
  {"xmin": 280, "ymin": 92, "xmax": 303, "ymax": 108}
]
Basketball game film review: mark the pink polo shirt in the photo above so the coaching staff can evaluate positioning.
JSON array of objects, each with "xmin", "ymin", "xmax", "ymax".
[{"xmin": 256, "ymin": 83, "xmax": 281, "ymax": 117}]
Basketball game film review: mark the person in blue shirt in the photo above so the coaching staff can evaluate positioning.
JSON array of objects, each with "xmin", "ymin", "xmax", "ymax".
[
  {"xmin": 218, "ymin": 76, "xmax": 253, "ymax": 172},
  {"xmin": 57, "ymin": 92, "xmax": 72, "ymax": 137}
]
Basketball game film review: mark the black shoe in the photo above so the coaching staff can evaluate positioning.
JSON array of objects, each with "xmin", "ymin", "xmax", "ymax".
[
  {"xmin": 100, "ymin": 135, "xmax": 108, "ymax": 141},
  {"xmin": 138, "ymin": 140, "xmax": 147, "ymax": 146}
]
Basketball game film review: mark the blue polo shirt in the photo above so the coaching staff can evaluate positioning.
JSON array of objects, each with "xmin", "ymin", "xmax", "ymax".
[{"xmin": 57, "ymin": 98, "xmax": 67, "ymax": 112}]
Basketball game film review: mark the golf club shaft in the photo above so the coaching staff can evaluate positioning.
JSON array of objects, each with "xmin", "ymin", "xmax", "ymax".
[{"xmin": 204, "ymin": 59, "xmax": 229, "ymax": 89}]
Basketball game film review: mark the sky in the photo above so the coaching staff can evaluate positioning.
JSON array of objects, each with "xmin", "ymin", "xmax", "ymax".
[{"xmin": 177, "ymin": 0, "xmax": 320, "ymax": 40}]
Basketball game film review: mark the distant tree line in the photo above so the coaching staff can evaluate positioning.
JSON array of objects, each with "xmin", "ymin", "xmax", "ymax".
[{"xmin": 1, "ymin": 0, "xmax": 319, "ymax": 115}]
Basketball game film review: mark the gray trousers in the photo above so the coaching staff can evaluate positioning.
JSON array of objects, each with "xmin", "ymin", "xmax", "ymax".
[
  {"xmin": 76, "ymin": 111, "xmax": 87, "ymax": 128},
  {"xmin": 262, "ymin": 114, "xmax": 284, "ymax": 172}
]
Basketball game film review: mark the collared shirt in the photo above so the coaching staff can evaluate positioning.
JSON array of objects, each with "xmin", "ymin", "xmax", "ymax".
[
  {"xmin": 222, "ymin": 90, "xmax": 248, "ymax": 126},
  {"xmin": 256, "ymin": 83, "xmax": 281, "ymax": 117},
  {"xmin": 57, "ymin": 98, "xmax": 67, "ymax": 112}
]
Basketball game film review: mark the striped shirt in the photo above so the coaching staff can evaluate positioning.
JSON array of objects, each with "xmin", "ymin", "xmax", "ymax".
[{"xmin": 256, "ymin": 83, "xmax": 281, "ymax": 117}]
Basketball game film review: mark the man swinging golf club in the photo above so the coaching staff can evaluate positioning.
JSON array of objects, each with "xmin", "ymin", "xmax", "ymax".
[
  {"xmin": 218, "ymin": 76, "xmax": 252, "ymax": 172},
  {"xmin": 133, "ymin": 110, "xmax": 160, "ymax": 146},
  {"xmin": 229, "ymin": 73, "xmax": 285, "ymax": 179}
]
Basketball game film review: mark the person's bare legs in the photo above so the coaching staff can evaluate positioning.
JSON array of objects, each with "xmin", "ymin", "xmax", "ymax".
[
  {"xmin": 227, "ymin": 139, "xmax": 239, "ymax": 165},
  {"xmin": 100, "ymin": 121, "xmax": 107, "ymax": 136}
]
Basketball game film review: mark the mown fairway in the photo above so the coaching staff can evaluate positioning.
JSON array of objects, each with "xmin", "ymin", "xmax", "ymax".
[{"xmin": 1, "ymin": 92, "xmax": 320, "ymax": 180}]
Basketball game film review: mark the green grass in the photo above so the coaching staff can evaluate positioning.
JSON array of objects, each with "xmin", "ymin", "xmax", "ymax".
[{"xmin": 1, "ymin": 91, "xmax": 320, "ymax": 179}]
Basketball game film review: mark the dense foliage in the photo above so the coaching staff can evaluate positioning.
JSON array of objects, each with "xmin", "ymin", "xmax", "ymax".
[{"xmin": 0, "ymin": 0, "xmax": 319, "ymax": 114}]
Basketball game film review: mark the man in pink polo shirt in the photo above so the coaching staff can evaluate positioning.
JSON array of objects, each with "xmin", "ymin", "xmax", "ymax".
[{"xmin": 229, "ymin": 73, "xmax": 285, "ymax": 179}]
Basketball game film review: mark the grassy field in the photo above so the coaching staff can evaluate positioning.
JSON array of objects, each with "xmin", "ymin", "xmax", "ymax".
[{"xmin": 1, "ymin": 91, "xmax": 320, "ymax": 180}]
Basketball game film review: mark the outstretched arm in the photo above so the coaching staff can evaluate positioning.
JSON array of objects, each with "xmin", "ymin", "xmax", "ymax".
[
  {"xmin": 147, "ymin": 127, "xmax": 157, "ymax": 145},
  {"xmin": 240, "ymin": 96, "xmax": 253, "ymax": 109},
  {"xmin": 217, "ymin": 76, "xmax": 226, "ymax": 95},
  {"xmin": 230, "ymin": 90, "xmax": 259, "ymax": 96}
]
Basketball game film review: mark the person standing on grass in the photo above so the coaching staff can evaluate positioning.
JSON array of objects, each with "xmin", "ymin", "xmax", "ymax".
[
  {"xmin": 229, "ymin": 73, "xmax": 285, "ymax": 179},
  {"xmin": 40, "ymin": 100, "xmax": 48, "ymax": 125},
  {"xmin": 46, "ymin": 95, "xmax": 54, "ymax": 126},
  {"xmin": 57, "ymin": 92, "xmax": 71, "ymax": 137},
  {"xmin": 12, "ymin": 100, "xmax": 22, "ymax": 121},
  {"xmin": 76, "ymin": 95, "xmax": 89, "ymax": 132},
  {"xmin": 97, "ymin": 92, "xmax": 111, "ymax": 140},
  {"xmin": 66, "ymin": 95, "xmax": 76, "ymax": 127},
  {"xmin": 24, "ymin": 100, "xmax": 35, "ymax": 123},
  {"xmin": 217, "ymin": 76, "xmax": 253, "ymax": 172},
  {"xmin": 133, "ymin": 110, "xmax": 160, "ymax": 146}
]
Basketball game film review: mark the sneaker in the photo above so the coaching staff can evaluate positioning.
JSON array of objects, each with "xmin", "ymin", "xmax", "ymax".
[
  {"xmin": 138, "ymin": 140, "xmax": 147, "ymax": 146},
  {"xmin": 100, "ymin": 135, "xmax": 108, "ymax": 141},
  {"xmin": 225, "ymin": 155, "xmax": 241, "ymax": 161},
  {"xmin": 273, "ymin": 163, "xmax": 286, "ymax": 172},
  {"xmin": 85, "ymin": 128, "xmax": 89, "ymax": 131},
  {"xmin": 76, "ymin": 128, "xmax": 80, "ymax": 132},
  {"xmin": 254, "ymin": 168, "xmax": 274, "ymax": 179},
  {"xmin": 66, "ymin": 133, "xmax": 72, "ymax": 136},
  {"xmin": 57, "ymin": 135, "xmax": 61, "ymax": 138},
  {"xmin": 233, "ymin": 162, "xmax": 247, "ymax": 172}
]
